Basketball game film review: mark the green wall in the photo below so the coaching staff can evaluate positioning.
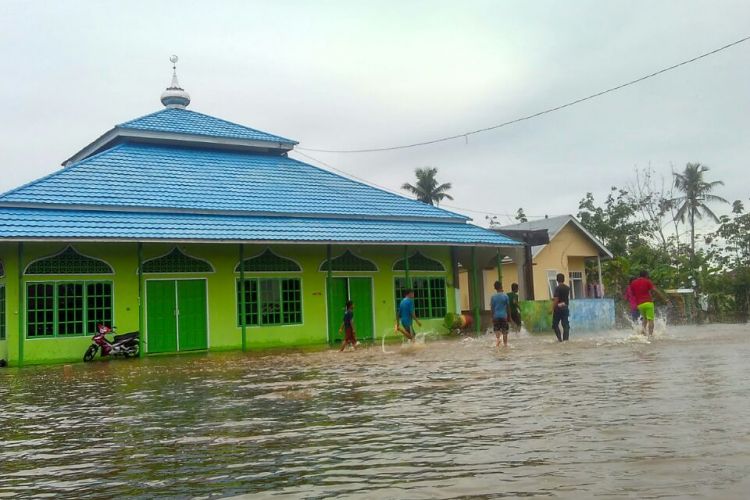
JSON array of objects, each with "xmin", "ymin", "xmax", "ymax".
[{"xmin": 0, "ymin": 242, "xmax": 456, "ymax": 366}]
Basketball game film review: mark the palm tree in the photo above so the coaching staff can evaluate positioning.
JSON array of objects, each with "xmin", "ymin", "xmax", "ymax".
[
  {"xmin": 401, "ymin": 167, "xmax": 454, "ymax": 206},
  {"xmin": 672, "ymin": 162, "xmax": 728, "ymax": 255}
]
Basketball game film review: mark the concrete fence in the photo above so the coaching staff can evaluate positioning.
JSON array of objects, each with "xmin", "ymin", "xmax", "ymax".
[{"xmin": 519, "ymin": 298, "xmax": 615, "ymax": 333}]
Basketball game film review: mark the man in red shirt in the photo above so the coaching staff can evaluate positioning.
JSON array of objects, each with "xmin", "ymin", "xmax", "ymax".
[{"xmin": 628, "ymin": 270, "xmax": 668, "ymax": 335}]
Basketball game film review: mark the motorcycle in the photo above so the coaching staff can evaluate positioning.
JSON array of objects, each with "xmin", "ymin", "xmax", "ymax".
[{"xmin": 83, "ymin": 324, "xmax": 140, "ymax": 362}]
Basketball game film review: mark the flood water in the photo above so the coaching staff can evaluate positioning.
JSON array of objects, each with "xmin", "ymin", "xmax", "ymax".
[{"xmin": 1, "ymin": 324, "xmax": 749, "ymax": 499}]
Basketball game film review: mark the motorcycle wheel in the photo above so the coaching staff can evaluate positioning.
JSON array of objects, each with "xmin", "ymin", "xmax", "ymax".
[
  {"xmin": 83, "ymin": 345, "xmax": 98, "ymax": 362},
  {"xmin": 130, "ymin": 343, "xmax": 140, "ymax": 358}
]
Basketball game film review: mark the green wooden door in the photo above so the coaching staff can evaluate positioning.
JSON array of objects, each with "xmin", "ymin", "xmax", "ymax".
[
  {"xmin": 146, "ymin": 280, "xmax": 177, "ymax": 354},
  {"xmin": 327, "ymin": 278, "xmax": 348, "ymax": 343},
  {"xmin": 177, "ymin": 280, "xmax": 208, "ymax": 351},
  {"xmin": 348, "ymin": 277, "xmax": 374, "ymax": 341}
]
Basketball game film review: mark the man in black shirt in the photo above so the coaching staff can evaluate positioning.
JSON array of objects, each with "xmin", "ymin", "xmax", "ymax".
[{"xmin": 551, "ymin": 273, "xmax": 571, "ymax": 341}]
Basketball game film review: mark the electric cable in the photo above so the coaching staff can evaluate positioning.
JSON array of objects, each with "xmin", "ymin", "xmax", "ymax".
[
  {"xmin": 292, "ymin": 149, "xmax": 546, "ymax": 220},
  {"xmin": 297, "ymin": 35, "xmax": 750, "ymax": 154}
]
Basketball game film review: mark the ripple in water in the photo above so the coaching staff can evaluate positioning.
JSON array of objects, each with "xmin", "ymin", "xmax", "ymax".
[{"xmin": 0, "ymin": 324, "xmax": 749, "ymax": 498}]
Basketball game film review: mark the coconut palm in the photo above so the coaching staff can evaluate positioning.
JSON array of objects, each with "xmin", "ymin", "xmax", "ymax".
[
  {"xmin": 401, "ymin": 167, "xmax": 454, "ymax": 206},
  {"xmin": 672, "ymin": 162, "xmax": 728, "ymax": 255}
]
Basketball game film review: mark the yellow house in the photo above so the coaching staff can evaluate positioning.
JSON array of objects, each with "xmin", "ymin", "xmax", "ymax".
[{"xmin": 459, "ymin": 215, "xmax": 612, "ymax": 310}]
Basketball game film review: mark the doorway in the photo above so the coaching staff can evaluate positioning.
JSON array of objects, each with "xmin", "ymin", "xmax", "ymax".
[
  {"xmin": 146, "ymin": 279, "xmax": 208, "ymax": 353},
  {"xmin": 327, "ymin": 277, "xmax": 374, "ymax": 343}
]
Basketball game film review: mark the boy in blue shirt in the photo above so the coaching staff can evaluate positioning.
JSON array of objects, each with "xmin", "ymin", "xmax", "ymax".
[
  {"xmin": 396, "ymin": 289, "xmax": 420, "ymax": 341},
  {"xmin": 490, "ymin": 281, "xmax": 510, "ymax": 347}
]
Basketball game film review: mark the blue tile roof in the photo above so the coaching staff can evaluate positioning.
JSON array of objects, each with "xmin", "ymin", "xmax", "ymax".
[
  {"xmin": 0, "ymin": 208, "xmax": 521, "ymax": 245},
  {"xmin": 0, "ymin": 143, "xmax": 467, "ymax": 221},
  {"xmin": 118, "ymin": 108, "xmax": 297, "ymax": 145}
]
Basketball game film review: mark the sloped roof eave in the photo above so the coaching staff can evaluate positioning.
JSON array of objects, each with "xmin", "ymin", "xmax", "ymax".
[
  {"xmin": 0, "ymin": 207, "xmax": 522, "ymax": 247},
  {"xmin": 63, "ymin": 128, "xmax": 296, "ymax": 165}
]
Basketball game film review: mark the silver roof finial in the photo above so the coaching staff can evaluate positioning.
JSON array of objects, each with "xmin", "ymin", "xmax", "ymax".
[{"xmin": 161, "ymin": 55, "xmax": 191, "ymax": 109}]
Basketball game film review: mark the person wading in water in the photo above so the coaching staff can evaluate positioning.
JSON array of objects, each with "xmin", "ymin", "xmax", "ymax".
[
  {"xmin": 628, "ymin": 270, "xmax": 669, "ymax": 336},
  {"xmin": 395, "ymin": 289, "xmax": 419, "ymax": 341},
  {"xmin": 338, "ymin": 300, "xmax": 357, "ymax": 351},
  {"xmin": 551, "ymin": 273, "xmax": 570, "ymax": 341}
]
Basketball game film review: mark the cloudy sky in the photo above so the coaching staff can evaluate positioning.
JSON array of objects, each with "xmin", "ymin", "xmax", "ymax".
[{"xmin": 1, "ymin": 0, "xmax": 747, "ymax": 229}]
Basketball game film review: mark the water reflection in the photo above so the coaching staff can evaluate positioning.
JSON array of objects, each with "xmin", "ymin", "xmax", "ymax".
[{"xmin": 1, "ymin": 324, "xmax": 749, "ymax": 498}]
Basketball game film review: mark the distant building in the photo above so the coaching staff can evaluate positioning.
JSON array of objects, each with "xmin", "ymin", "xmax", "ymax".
[
  {"xmin": 459, "ymin": 214, "xmax": 612, "ymax": 311},
  {"xmin": 0, "ymin": 62, "xmax": 521, "ymax": 366}
]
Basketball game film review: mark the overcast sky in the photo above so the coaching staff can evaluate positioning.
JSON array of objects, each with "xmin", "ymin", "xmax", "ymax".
[{"xmin": 1, "ymin": 0, "xmax": 747, "ymax": 229}]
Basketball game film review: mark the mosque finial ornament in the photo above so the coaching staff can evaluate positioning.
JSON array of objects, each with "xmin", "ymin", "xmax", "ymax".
[{"xmin": 160, "ymin": 54, "xmax": 191, "ymax": 109}]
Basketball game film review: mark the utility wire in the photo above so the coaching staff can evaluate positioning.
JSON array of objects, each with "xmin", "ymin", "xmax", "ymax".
[
  {"xmin": 293, "ymin": 150, "xmax": 547, "ymax": 220},
  {"xmin": 298, "ymin": 35, "xmax": 750, "ymax": 154}
]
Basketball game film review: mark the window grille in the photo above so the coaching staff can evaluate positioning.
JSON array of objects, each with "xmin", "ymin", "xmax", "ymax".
[
  {"xmin": 26, "ymin": 281, "xmax": 113, "ymax": 337},
  {"xmin": 569, "ymin": 271, "xmax": 584, "ymax": 299},
  {"xmin": 319, "ymin": 250, "xmax": 376, "ymax": 272},
  {"xmin": 393, "ymin": 252, "xmax": 445, "ymax": 271},
  {"xmin": 0, "ymin": 286, "xmax": 5, "ymax": 340},
  {"xmin": 236, "ymin": 249, "xmax": 301, "ymax": 273},
  {"xmin": 143, "ymin": 248, "xmax": 213, "ymax": 273},
  {"xmin": 394, "ymin": 277, "xmax": 447, "ymax": 319},
  {"xmin": 236, "ymin": 278, "xmax": 303, "ymax": 326},
  {"xmin": 87, "ymin": 282, "xmax": 113, "ymax": 333},
  {"xmin": 26, "ymin": 247, "xmax": 113, "ymax": 275}
]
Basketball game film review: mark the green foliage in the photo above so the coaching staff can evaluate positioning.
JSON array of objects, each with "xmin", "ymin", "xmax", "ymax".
[
  {"xmin": 515, "ymin": 208, "xmax": 528, "ymax": 223},
  {"xmin": 576, "ymin": 165, "xmax": 746, "ymax": 323},
  {"xmin": 672, "ymin": 163, "xmax": 728, "ymax": 254},
  {"xmin": 402, "ymin": 167, "xmax": 454, "ymax": 206},
  {"xmin": 443, "ymin": 312, "xmax": 462, "ymax": 332},
  {"xmin": 577, "ymin": 187, "xmax": 650, "ymax": 256}
]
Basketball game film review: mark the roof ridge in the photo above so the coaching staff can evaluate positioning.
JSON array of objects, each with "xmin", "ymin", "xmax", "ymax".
[
  {"xmin": 178, "ymin": 108, "xmax": 296, "ymax": 144},
  {"xmin": 117, "ymin": 108, "xmax": 169, "ymax": 128},
  {"xmin": 284, "ymin": 155, "xmax": 469, "ymax": 221},
  {"xmin": 0, "ymin": 143, "xmax": 128, "ymax": 200},
  {"xmin": 118, "ymin": 107, "xmax": 297, "ymax": 144}
]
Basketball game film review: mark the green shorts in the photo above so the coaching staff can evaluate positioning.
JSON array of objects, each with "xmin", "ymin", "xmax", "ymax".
[{"xmin": 638, "ymin": 301, "xmax": 655, "ymax": 321}]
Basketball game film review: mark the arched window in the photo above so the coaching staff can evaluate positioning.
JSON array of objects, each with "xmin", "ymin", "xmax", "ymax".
[
  {"xmin": 24, "ymin": 247, "xmax": 113, "ymax": 338},
  {"xmin": 25, "ymin": 246, "xmax": 113, "ymax": 275},
  {"xmin": 235, "ymin": 250, "xmax": 302, "ymax": 327},
  {"xmin": 235, "ymin": 249, "xmax": 301, "ymax": 273},
  {"xmin": 319, "ymin": 250, "xmax": 377, "ymax": 272},
  {"xmin": 142, "ymin": 248, "xmax": 213, "ymax": 273},
  {"xmin": 393, "ymin": 252, "xmax": 447, "ymax": 320},
  {"xmin": 393, "ymin": 252, "xmax": 445, "ymax": 272}
]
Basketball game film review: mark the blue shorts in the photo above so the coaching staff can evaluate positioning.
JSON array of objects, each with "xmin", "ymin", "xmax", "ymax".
[{"xmin": 400, "ymin": 321, "xmax": 414, "ymax": 333}]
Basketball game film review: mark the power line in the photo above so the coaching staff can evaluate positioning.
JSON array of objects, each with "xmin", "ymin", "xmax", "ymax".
[
  {"xmin": 292, "ymin": 150, "xmax": 547, "ymax": 220},
  {"xmin": 298, "ymin": 35, "xmax": 750, "ymax": 154}
]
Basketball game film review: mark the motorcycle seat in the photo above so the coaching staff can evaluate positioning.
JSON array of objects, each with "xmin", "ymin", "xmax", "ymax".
[{"xmin": 113, "ymin": 331, "xmax": 139, "ymax": 343}]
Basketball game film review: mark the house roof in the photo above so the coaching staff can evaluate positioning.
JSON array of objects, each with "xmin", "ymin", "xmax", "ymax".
[
  {"xmin": 0, "ymin": 143, "xmax": 468, "ymax": 221},
  {"xmin": 496, "ymin": 214, "xmax": 612, "ymax": 258},
  {"xmin": 0, "ymin": 94, "xmax": 522, "ymax": 247},
  {"xmin": 118, "ymin": 108, "xmax": 297, "ymax": 144},
  {"xmin": 0, "ymin": 207, "xmax": 519, "ymax": 246},
  {"xmin": 63, "ymin": 108, "xmax": 298, "ymax": 165}
]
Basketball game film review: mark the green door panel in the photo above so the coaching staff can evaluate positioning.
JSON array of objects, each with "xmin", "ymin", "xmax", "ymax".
[
  {"xmin": 348, "ymin": 278, "xmax": 374, "ymax": 341},
  {"xmin": 146, "ymin": 280, "xmax": 177, "ymax": 354},
  {"xmin": 177, "ymin": 280, "xmax": 208, "ymax": 351},
  {"xmin": 327, "ymin": 278, "xmax": 348, "ymax": 343}
]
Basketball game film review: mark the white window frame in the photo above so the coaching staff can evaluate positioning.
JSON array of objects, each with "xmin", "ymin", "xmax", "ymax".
[
  {"xmin": 546, "ymin": 270, "xmax": 558, "ymax": 299},
  {"xmin": 569, "ymin": 271, "xmax": 584, "ymax": 299}
]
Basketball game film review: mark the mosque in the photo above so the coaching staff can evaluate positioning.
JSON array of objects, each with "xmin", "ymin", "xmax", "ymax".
[{"xmin": 0, "ymin": 58, "xmax": 523, "ymax": 366}]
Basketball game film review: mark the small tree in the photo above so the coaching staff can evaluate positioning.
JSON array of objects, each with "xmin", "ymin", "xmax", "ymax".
[
  {"xmin": 402, "ymin": 167, "xmax": 454, "ymax": 206},
  {"xmin": 515, "ymin": 208, "xmax": 528, "ymax": 223}
]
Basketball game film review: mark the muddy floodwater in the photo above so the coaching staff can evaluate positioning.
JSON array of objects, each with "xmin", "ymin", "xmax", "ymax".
[{"xmin": 1, "ymin": 324, "xmax": 749, "ymax": 498}]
